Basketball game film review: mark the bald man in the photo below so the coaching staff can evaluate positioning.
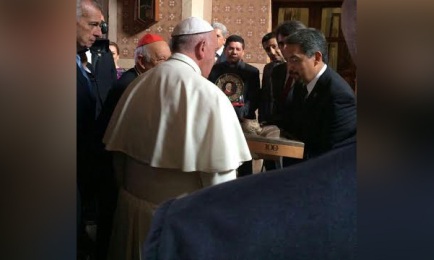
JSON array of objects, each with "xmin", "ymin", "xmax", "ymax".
[
  {"xmin": 104, "ymin": 17, "xmax": 251, "ymax": 260},
  {"xmin": 97, "ymin": 34, "xmax": 171, "ymax": 141},
  {"xmin": 92, "ymin": 34, "xmax": 170, "ymax": 260}
]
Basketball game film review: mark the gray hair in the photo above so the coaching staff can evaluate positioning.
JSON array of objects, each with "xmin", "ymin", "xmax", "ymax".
[
  {"xmin": 284, "ymin": 28, "xmax": 329, "ymax": 64},
  {"xmin": 170, "ymin": 33, "xmax": 207, "ymax": 53},
  {"xmin": 134, "ymin": 45, "xmax": 152, "ymax": 63},
  {"xmin": 76, "ymin": 0, "xmax": 102, "ymax": 21},
  {"xmin": 211, "ymin": 22, "xmax": 228, "ymax": 37}
]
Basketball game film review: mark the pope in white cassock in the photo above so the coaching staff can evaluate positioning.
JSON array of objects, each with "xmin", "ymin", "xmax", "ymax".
[{"xmin": 103, "ymin": 17, "xmax": 252, "ymax": 260}]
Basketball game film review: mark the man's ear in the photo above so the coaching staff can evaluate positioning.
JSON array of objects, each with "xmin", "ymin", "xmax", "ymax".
[
  {"xmin": 137, "ymin": 55, "xmax": 148, "ymax": 70},
  {"xmin": 314, "ymin": 51, "xmax": 323, "ymax": 64},
  {"xmin": 195, "ymin": 40, "xmax": 206, "ymax": 59}
]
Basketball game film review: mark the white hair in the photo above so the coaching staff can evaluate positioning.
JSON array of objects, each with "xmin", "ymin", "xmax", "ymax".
[
  {"xmin": 134, "ymin": 45, "xmax": 152, "ymax": 64},
  {"xmin": 76, "ymin": 0, "xmax": 102, "ymax": 21},
  {"xmin": 211, "ymin": 22, "xmax": 228, "ymax": 37},
  {"xmin": 76, "ymin": 0, "xmax": 82, "ymax": 21}
]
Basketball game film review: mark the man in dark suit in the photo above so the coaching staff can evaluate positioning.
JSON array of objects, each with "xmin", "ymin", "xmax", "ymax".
[
  {"xmin": 211, "ymin": 22, "xmax": 228, "ymax": 64},
  {"xmin": 282, "ymin": 28, "xmax": 356, "ymax": 159},
  {"xmin": 208, "ymin": 35, "xmax": 261, "ymax": 177},
  {"xmin": 258, "ymin": 32, "xmax": 286, "ymax": 171},
  {"xmin": 258, "ymin": 32, "xmax": 285, "ymax": 124},
  {"xmin": 257, "ymin": 21, "xmax": 307, "ymax": 169},
  {"xmin": 87, "ymin": 38, "xmax": 117, "ymax": 118},
  {"xmin": 96, "ymin": 33, "xmax": 171, "ymax": 143},
  {"xmin": 77, "ymin": 1, "xmax": 119, "ymax": 259},
  {"xmin": 268, "ymin": 20, "xmax": 306, "ymax": 127},
  {"xmin": 76, "ymin": 0, "xmax": 104, "ymax": 259}
]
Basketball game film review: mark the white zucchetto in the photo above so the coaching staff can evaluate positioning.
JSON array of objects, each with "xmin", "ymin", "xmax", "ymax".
[{"xmin": 171, "ymin": 17, "xmax": 214, "ymax": 37}]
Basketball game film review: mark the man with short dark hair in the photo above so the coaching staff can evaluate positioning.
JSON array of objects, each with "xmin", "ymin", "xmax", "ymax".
[
  {"xmin": 259, "ymin": 32, "xmax": 285, "ymax": 124},
  {"xmin": 259, "ymin": 32, "xmax": 286, "ymax": 171},
  {"xmin": 282, "ymin": 28, "xmax": 356, "ymax": 159},
  {"xmin": 270, "ymin": 20, "xmax": 307, "ymax": 128},
  {"xmin": 208, "ymin": 34, "xmax": 261, "ymax": 177},
  {"xmin": 275, "ymin": 20, "xmax": 307, "ymax": 50}
]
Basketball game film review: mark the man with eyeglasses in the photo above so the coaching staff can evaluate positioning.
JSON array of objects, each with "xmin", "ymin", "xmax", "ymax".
[{"xmin": 281, "ymin": 28, "xmax": 356, "ymax": 160}]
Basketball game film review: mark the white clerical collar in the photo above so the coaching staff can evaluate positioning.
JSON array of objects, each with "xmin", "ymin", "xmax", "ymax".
[
  {"xmin": 306, "ymin": 64, "xmax": 327, "ymax": 97},
  {"xmin": 170, "ymin": 53, "xmax": 202, "ymax": 75}
]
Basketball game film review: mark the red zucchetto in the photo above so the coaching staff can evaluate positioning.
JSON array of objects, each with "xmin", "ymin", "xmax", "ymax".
[{"xmin": 137, "ymin": 34, "xmax": 165, "ymax": 48}]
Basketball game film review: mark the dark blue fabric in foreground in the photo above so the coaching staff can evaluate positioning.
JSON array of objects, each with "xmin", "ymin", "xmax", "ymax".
[{"xmin": 143, "ymin": 142, "xmax": 356, "ymax": 260}]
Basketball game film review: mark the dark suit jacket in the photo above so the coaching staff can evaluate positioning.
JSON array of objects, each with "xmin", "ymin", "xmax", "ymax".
[
  {"xmin": 269, "ymin": 63, "xmax": 302, "ymax": 132},
  {"xmin": 259, "ymin": 60, "xmax": 284, "ymax": 123},
  {"xmin": 96, "ymin": 67, "xmax": 138, "ymax": 141},
  {"xmin": 271, "ymin": 63, "xmax": 286, "ymax": 115},
  {"xmin": 77, "ymin": 61, "xmax": 97, "ymax": 197},
  {"xmin": 143, "ymin": 141, "xmax": 356, "ymax": 260},
  {"xmin": 208, "ymin": 60, "xmax": 260, "ymax": 120},
  {"xmin": 215, "ymin": 52, "xmax": 226, "ymax": 64},
  {"xmin": 77, "ymin": 40, "xmax": 116, "ymax": 198},
  {"xmin": 289, "ymin": 66, "xmax": 356, "ymax": 159},
  {"xmin": 88, "ymin": 39, "xmax": 117, "ymax": 118}
]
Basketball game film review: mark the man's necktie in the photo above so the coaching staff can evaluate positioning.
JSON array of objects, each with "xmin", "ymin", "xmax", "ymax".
[
  {"xmin": 300, "ymin": 84, "xmax": 308, "ymax": 100},
  {"xmin": 76, "ymin": 54, "xmax": 93, "ymax": 92},
  {"xmin": 281, "ymin": 76, "xmax": 293, "ymax": 103}
]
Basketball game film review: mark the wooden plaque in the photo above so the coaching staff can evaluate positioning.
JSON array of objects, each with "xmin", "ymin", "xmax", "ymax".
[{"xmin": 245, "ymin": 134, "xmax": 304, "ymax": 159}]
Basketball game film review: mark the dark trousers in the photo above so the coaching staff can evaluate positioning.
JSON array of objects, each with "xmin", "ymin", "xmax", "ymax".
[
  {"xmin": 282, "ymin": 157, "xmax": 303, "ymax": 168},
  {"xmin": 95, "ymin": 176, "xmax": 117, "ymax": 260},
  {"xmin": 95, "ymin": 151, "xmax": 118, "ymax": 260},
  {"xmin": 77, "ymin": 150, "xmax": 118, "ymax": 260},
  {"xmin": 237, "ymin": 160, "xmax": 253, "ymax": 178},
  {"xmin": 263, "ymin": 159, "xmax": 279, "ymax": 171}
]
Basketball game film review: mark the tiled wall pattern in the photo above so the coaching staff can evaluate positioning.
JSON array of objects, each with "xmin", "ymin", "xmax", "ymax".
[
  {"xmin": 117, "ymin": 0, "xmax": 271, "ymax": 65},
  {"xmin": 212, "ymin": 0, "xmax": 271, "ymax": 64},
  {"xmin": 117, "ymin": 0, "xmax": 182, "ymax": 60}
]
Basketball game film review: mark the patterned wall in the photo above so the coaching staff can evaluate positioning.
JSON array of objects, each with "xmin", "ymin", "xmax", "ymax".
[
  {"xmin": 117, "ymin": 0, "xmax": 182, "ymax": 60},
  {"xmin": 211, "ymin": 0, "xmax": 271, "ymax": 64},
  {"xmin": 116, "ymin": 0, "xmax": 271, "ymax": 65}
]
